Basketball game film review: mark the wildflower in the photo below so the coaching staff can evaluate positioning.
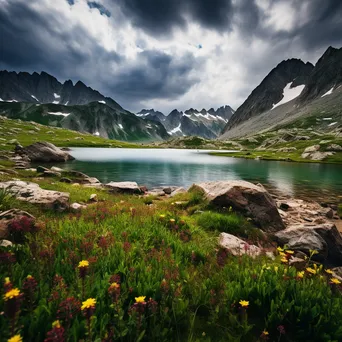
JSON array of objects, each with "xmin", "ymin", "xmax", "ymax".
[
  {"xmin": 23, "ymin": 275, "xmax": 38, "ymax": 310},
  {"xmin": 279, "ymin": 251, "xmax": 286, "ymax": 257},
  {"xmin": 159, "ymin": 214, "xmax": 166, "ymax": 219},
  {"xmin": 108, "ymin": 282, "xmax": 121, "ymax": 304},
  {"xmin": 147, "ymin": 297, "xmax": 158, "ymax": 314},
  {"xmin": 277, "ymin": 325, "xmax": 286, "ymax": 335},
  {"xmin": 135, "ymin": 296, "xmax": 146, "ymax": 304},
  {"xmin": 81, "ymin": 298, "xmax": 96, "ymax": 310},
  {"xmin": 8, "ymin": 335, "xmax": 22, "ymax": 342},
  {"xmin": 274, "ymin": 266, "xmax": 279, "ymax": 273},
  {"xmin": 277, "ymin": 246, "xmax": 284, "ymax": 252},
  {"xmin": 297, "ymin": 271, "xmax": 304, "ymax": 279},
  {"xmin": 239, "ymin": 300, "xmax": 249, "ymax": 308},
  {"xmin": 306, "ymin": 267, "xmax": 316, "ymax": 275},
  {"xmin": 169, "ymin": 219, "xmax": 176, "ymax": 224},
  {"xmin": 285, "ymin": 250, "xmax": 294, "ymax": 255},
  {"xmin": 260, "ymin": 330, "xmax": 269, "ymax": 340},
  {"xmin": 325, "ymin": 269, "xmax": 333, "ymax": 275},
  {"xmin": 44, "ymin": 320, "xmax": 65, "ymax": 342},
  {"xmin": 330, "ymin": 278, "xmax": 341, "ymax": 285},
  {"xmin": 57, "ymin": 297, "xmax": 81, "ymax": 324},
  {"xmin": 4, "ymin": 277, "xmax": 12, "ymax": 292},
  {"xmin": 78, "ymin": 260, "xmax": 89, "ymax": 268},
  {"xmin": 281, "ymin": 257, "xmax": 289, "ymax": 264},
  {"xmin": 4, "ymin": 288, "xmax": 21, "ymax": 301}
]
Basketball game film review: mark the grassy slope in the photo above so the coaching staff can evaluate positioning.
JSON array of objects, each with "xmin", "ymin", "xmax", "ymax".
[
  {"xmin": 1, "ymin": 170, "xmax": 342, "ymax": 341},
  {"xmin": 0, "ymin": 116, "xmax": 140, "ymax": 151}
]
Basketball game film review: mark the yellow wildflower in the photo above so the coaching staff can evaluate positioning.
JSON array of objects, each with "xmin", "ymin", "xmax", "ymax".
[
  {"xmin": 306, "ymin": 267, "xmax": 316, "ymax": 275},
  {"xmin": 277, "ymin": 246, "xmax": 284, "ymax": 252},
  {"xmin": 135, "ymin": 296, "xmax": 146, "ymax": 303},
  {"xmin": 27, "ymin": 275, "xmax": 33, "ymax": 279},
  {"xmin": 262, "ymin": 330, "xmax": 269, "ymax": 336},
  {"xmin": 274, "ymin": 266, "xmax": 279, "ymax": 273},
  {"xmin": 52, "ymin": 320, "xmax": 61, "ymax": 328},
  {"xmin": 4, "ymin": 288, "xmax": 20, "ymax": 301},
  {"xmin": 81, "ymin": 298, "xmax": 96, "ymax": 310},
  {"xmin": 169, "ymin": 219, "xmax": 175, "ymax": 223},
  {"xmin": 109, "ymin": 282, "xmax": 120, "ymax": 289},
  {"xmin": 239, "ymin": 300, "xmax": 249, "ymax": 307},
  {"xmin": 297, "ymin": 271, "xmax": 304, "ymax": 279},
  {"xmin": 279, "ymin": 252, "xmax": 286, "ymax": 257},
  {"xmin": 8, "ymin": 335, "xmax": 22, "ymax": 342},
  {"xmin": 325, "ymin": 269, "xmax": 333, "ymax": 275},
  {"xmin": 330, "ymin": 278, "xmax": 341, "ymax": 285},
  {"xmin": 281, "ymin": 257, "xmax": 289, "ymax": 264},
  {"xmin": 4, "ymin": 277, "xmax": 10, "ymax": 284},
  {"xmin": 78, "ymin": 260, "xmax": 89, "ymax": 268},
  {"xmin": 285, "ymin": 250, "xmax": 294, "ymax": 255},
  {"xmin": 159, "ymin": 214, "xmax": 166, "ymax": 219}
]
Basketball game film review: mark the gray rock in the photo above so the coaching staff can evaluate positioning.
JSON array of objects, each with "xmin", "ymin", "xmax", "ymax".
[
  {"xmin": 20, "ymin": 142, "xmax": 75, "ymax": 162},
  {"xmin": 326, "ymin": 144, "xmax": 342, "ymax": 152},
  {"xmin": 219, "ymin": 232, "xmax": 262, "ymax": 258},
  {"xmin": 89, "ymin": 194, "xmax": 98, "ymax": 202},
  {"xmin": 303, "ymin": 145, "xmax": 320, "ymax": 153},
  {"xmin": 191, "ymin": 180, "xmax": 285, "ymax": 232},
  {"xmin": 274, "ymin": 223, "xmax": 342, "ymax": 266},
  {"xmin": 170, "ymin": 187, "xmax": 187, "ymax": 197},
  {"xmin": 0, "ymin": 240, "xmax": 13, "ymax": 248},
  {"xmin": 0, "ymin": 181, "xmax": 69, "ymax": 211},
  {"xmin": 70, "ymin": 202, "xmax": 86, "ymax": 211},
  {"xmin": 51, "ymin": 166, "xmax": 64, "ymax": 172},
  {"xmin": 106, "ymin": 181, "xmax": 142, "ymax": 194},
  {"xmin": 43, "ymin": 171, "xmax": 62, "ymax": 177}
]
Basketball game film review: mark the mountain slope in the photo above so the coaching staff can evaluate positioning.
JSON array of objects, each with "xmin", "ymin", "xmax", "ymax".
[
  {"xmin": 0, "ymin": 101, "xmax": 169, "ymax": 142},
  {"xmin": 0, "ymin": 70, "xmax": 123, "ymax": 110},
  {"xmin": 220, "ymin": 46, "xmax": 342, "ymax": 139},
  {"xmin": 222, "ymin": 59, "xmax": 314, "ymax": 132}
]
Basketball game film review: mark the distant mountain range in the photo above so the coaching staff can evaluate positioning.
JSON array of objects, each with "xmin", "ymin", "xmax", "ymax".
[
  {"xmin": 220, "ymin": 46, "xmax": 342, "ymax": 139},
  {"xmin": 0, "ymin": 71, "xmax": 168, "ymax": 141},
  {"xmin": 136, "ymin": 106, "xmax": 234, "ymax": 139}
]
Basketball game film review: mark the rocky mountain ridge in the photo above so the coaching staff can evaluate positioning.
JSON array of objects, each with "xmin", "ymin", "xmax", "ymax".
[
  {"xmin": 221, "ymin": 46, "xmax": 342, "ymax": 139},
  {"xmin": 136, "ymin": 105, "xmax": 235, "ymax": 139}
]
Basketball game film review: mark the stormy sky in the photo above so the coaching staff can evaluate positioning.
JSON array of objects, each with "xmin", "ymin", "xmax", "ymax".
[{"xmin": 1, "ymin": 0, "xmax": 342, "ymax": 113}]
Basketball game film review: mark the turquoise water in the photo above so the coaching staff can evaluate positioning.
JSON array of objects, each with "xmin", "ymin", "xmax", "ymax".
[{"xmin": 63, "ymin": 148, "xmax": 342, "ymax": 202}]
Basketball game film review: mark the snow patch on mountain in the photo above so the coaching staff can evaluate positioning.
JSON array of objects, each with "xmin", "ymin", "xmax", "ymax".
[
  {"xmin": 98, "ymin": 100, "xmax": 106, "ymax": 104},
  {"xmin": 321, "ymin": 87, "xmax": 334, "ymax": 97},
  {"xmin": 47, "ymin": 111, "xmax": 70, "ymax": 117},
  {"xmin": 168, "ymin": 124, "xmax": 182, "ymax": 135},
  {"xmin": 52, "ymin": 101, "xmax": 59, "ymax": 104},
  {"xmin": 54, "ymin": 93, "xmax": 61, "ymax": 99},
  {"xmin": 118, "ymin": 124, "xmax": 123, "ymax": 129},
  {"xmin": 31, "ymin": 95, "xmax": 39, "ymax": 102},
  {"xmin": 272, "ymin": 82, "xmax": 305, "ymax": 109},
  {"xmin": 93, "ymin": 132, "xmax": 100, "ymax": 136}
]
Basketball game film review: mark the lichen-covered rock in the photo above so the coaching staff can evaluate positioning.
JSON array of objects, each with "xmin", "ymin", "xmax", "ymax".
[{"xmin": 106, "ymin": 181, "xmax": 142, "ymax": 194}]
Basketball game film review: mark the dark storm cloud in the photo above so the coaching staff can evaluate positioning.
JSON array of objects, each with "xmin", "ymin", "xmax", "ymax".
[
  {"xmin": 106, "ymin": 50, "xmax": 200, "ymax": 100},
  {"xmin": 0, "ymin": 0, "xmax": 201, "ymax": 109},
  {"xmin": 87, "ymin": 1, "xmax": 111, "ymax": 17},
  {"xmin": 114, "ymin": 0, "xmax": 234, "ymax": 35},
  {"xmin": 290, "ymin": 0, "xmax": 342, "ymax": 50}
]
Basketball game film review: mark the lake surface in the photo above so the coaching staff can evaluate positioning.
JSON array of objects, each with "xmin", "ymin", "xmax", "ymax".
[{"xmin": 64, "ymin": 148, "xmax": 342, "ymax": 202}]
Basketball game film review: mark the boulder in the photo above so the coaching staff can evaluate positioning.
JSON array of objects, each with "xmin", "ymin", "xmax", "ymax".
[
  {"xmin": 170, "ymin": 187, "xmax": 187, "ymax": 197},
  {"xmin": 277, "ymin": 147, "xmax": 297, "ymax": 153},
  {"xmin": 191, "ymin": 180, "xmax": 285, "ymax": 232},
  {"xmin": 219, "ymin": 233, "xmax": 262, "ymax": 258},
  {"xmin": 326, "ymin": 144, "xmax": 342, "ymax": 152},
  {"xmin": 89, "ymin": 194, "xmax": 98, "ymax": 202},
  {"xmin": 274, "ymin": 223, "xmax": 342, "ymax": 266},
  {"xmin": 303, "ymin": 145, "xmax": 320, "ymax": 153},
  {"xmin": 19, "ymin": 142, "xmax": 75, "ymax": 162},
  {"xmin": 301, "ymin": 151, "xmax": 334, "ymax": 160},
  {"xmin": 105, "ymin": 181, "xmax": 142, "ymax": 194},
  {"xmin": 0, "ymin": 240, "xmax": 13, "ymax": 248},
  {"xmin": 51, "ymin": 166, "xmax": 64, "ymax": 172},
  {"xmin": 0, "ymin": 181, "xmax": 69, "ymax": 211},
  {"xmin": 0, "ymin": 209, "xmax": 35, "ymax": 239},
  {"xmin": 43, "ymin": 171, "xmax": 62, "ymax": 177},
  {"xmin": 70, "ymin": 203, "xmax": 86, "ymax": 212},
  {"xmin": 36, "ymin": 166, "xmax": 49, "ymax": 173}
]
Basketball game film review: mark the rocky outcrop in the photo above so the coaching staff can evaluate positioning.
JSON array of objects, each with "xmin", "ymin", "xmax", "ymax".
[
  {"xmin": 274, "ymin": 223, "xmax": 342, "ymax": 266},
  {"xmin": 0, "ymin": 209, "xmax": 35, "ymax": 239},
  {"xmin": 301, "ymin": 145, "xmax": 334, "ymax": 160},
  {"xmin": 106, "ymin": 181, "xmax": 142, "ymax": 194},
  {"xmin": 190, "ymin": 180, "xmax": 285, "ymax": 232},
  {"xmin": 18, "ymin": 142, "xmax": 75, "ymax": 162},
  {"xmin": 0, "ymin": 181, "xmax": 69, "ymax": 211},
  {"xmin": 219, "ymin": 232, "xmax": 262, "ymax": 258}
]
